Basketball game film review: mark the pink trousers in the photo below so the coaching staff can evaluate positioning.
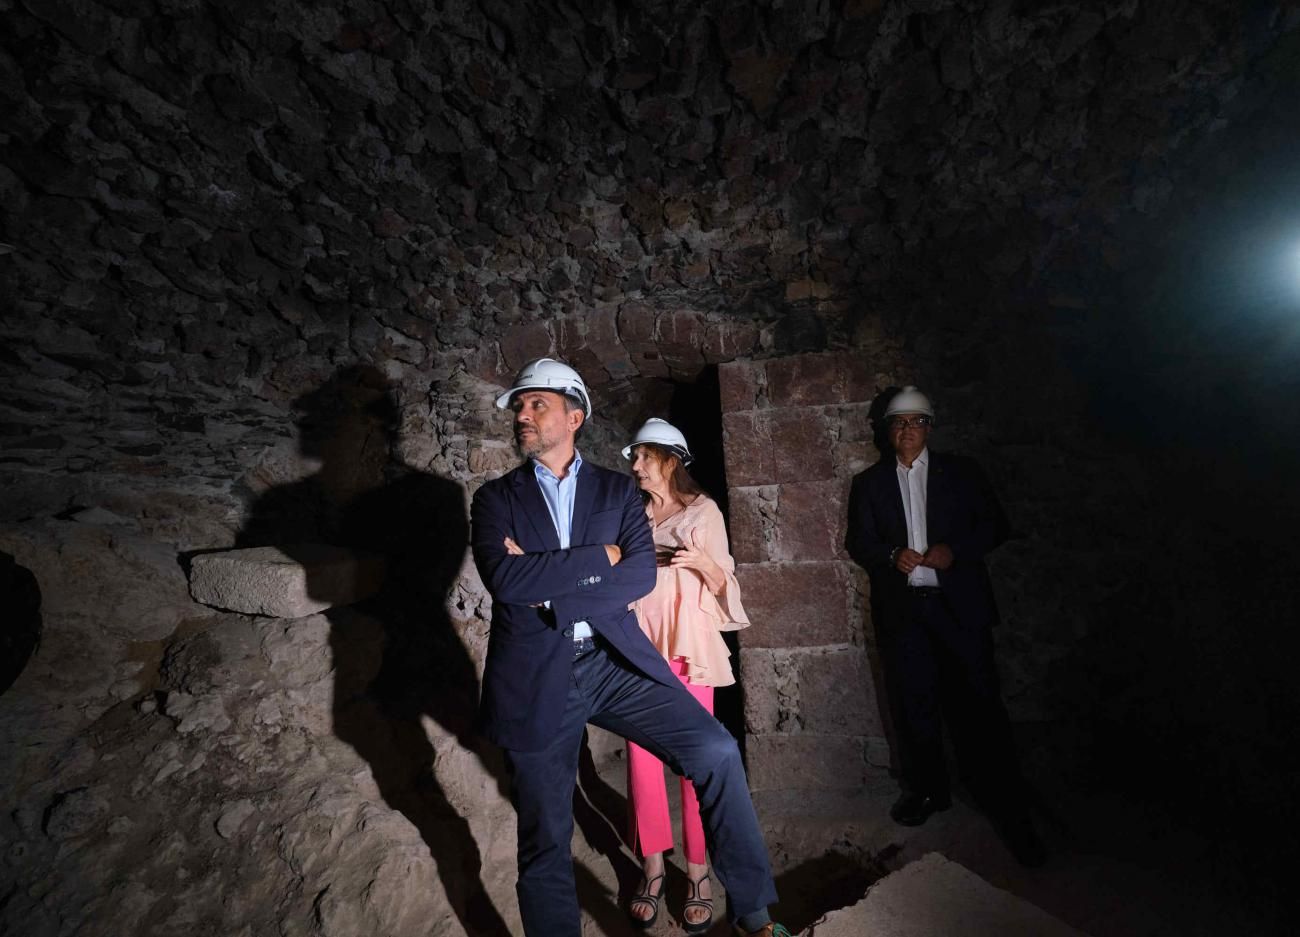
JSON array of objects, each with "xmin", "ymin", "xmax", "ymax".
[{"xmin": 626, "ymin": 658, "xmax": 714, "ymax": 864}]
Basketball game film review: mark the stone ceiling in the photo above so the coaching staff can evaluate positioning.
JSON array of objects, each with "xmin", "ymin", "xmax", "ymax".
[{"xmin": 1, "ymin": 0, "xmax": 1296, "ymax": 494}]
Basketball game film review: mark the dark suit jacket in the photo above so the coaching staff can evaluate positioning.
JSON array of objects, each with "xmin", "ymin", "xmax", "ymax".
[
  {"xmin": 845, "ymin": 451, "xmax": 1009, "ymax": 633},
  {"xmin": 470, "ymin": 459, "xmax": 671, "ymax": 751}
]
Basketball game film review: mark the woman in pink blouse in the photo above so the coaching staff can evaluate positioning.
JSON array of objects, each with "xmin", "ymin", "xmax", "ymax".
[{"xmin": 622, "ymin": 419, "xmax": 750, "ymax": 933}]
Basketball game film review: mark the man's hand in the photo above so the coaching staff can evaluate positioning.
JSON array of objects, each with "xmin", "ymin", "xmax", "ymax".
[
  {"xmin": 920, "ymin": 543, "xmax": 953, "ymax": 571},
  {"xmin": 604, "ymin": 544, "xmax": 622, "ymax": 566},
  {"xmin": 895, "ymin": 547, "xmax": 925, "ymax": 574}
]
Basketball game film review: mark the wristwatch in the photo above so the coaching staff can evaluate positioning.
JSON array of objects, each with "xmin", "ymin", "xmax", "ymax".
[{"xmin": 889, "ymin": 546, "xmax": 902, "ymax": 565}]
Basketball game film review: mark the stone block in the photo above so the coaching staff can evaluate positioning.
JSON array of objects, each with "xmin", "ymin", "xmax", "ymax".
[
  {"xmin": 719, "ymin": 359, "xmax": 763, "ymax": 413},
  {"xmin": 616, "ymin": 299, "xmax": 658, "ymax": 350},
  {"xmin": 753, "ymin": 351, "xmax": 880, "ymax": 410},
  {"xmin": 722, "ymin": 411, "xmax": 767, "ymax": 486},
  {"xmin": 189, "ymin": 545, "xmax": 384, "ymax": 618},
  {"xmin": 766, "ymin": 352, "xmax": 843, "ymax": 408},
  {"xmin": 812, "ymin": 853, "xmax": 1092, "ymax": 937},
  {"xmin": 770, "ymin": 480, "xmax": 848, "ymax": 561},
  {"xmin": 498, "ymin": 321, "xmax": 553, "ymax": 371},
  {"xmin": 723, "ymin": 409, "xmax": 833, "ymax": 486},
  {"xmin": 745, "ymin": 734, "xmax": 866, "ymax": 792},
  {"xmin": 656, "ymin": 309, "xmax": 708, "ymax": 376},
  {"xmin": 463, "ymin": 341, "xmax": 510, "ymax": 384},
  {"xmin": 736, "ymin": 561, "xmax": 851, "ymax": 647},
  {"xmin": 576, "ymin": 306, "xmax": 635, "ymax": 380},
  {"xmin": 701, "ymin": 319, "xmax": 760, "ymax": 364},
  {"xmin": 771, "ymin": 409, "xmax": 836, "ymax": 482},
  {"xmin": 627, "ymin": 349, "xmax": 671, "ymax": 378},
  {"xmin": 655, "ymin": 308, "xmax": 705, "ymax": 346},
  {"xmin": 729, "ymin": 481, "xmax": 848, "ymax": 563},
  {"xmin": 796, "ymin": 649, "xmax": 882, "ymax": 735},
  {"xmin": 727, "ymin": 486, "xmax": 776, "ymax": 565},
  {"xmin": 783, "ymin": 278, "xmax": 833, "ymax": 302},
  {"xmin": 845, "ymin": 353, "xmax": 878, "ymax": 403},
  {"xmin": 738, "ymin": 648, "xmax": 791, "ymax": 735}
]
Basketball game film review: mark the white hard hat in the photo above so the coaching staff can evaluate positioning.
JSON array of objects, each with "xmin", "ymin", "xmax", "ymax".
[
  {"xmin": 495, "ymin": 357, "xmax": 592, "ymax": 415},
  {"xmin": 884, "ymin": 386, "xmax": 934, "ymax": 419},
  {"xmin": 621, "ymin": 418, "xmax": 694, "ymax": 465}
]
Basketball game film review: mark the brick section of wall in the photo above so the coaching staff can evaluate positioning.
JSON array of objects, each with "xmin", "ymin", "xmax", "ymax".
[{"xmin": 721, "ymin": 352, "xmax": 890, "ymax": 791}]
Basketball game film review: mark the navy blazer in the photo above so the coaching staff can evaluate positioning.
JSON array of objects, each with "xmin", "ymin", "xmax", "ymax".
[
  {"xmin": 470, "ymin": 459, "xmax": 675, "ymax": 751},
  {"xmin": 845, "ymin": 451, "xmax": 1009, "ymax": 632}
]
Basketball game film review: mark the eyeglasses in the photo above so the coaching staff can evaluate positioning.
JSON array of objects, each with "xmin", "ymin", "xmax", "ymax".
[{"xmin": 888, "ymin": 416, "xmax": 932, "ymax": 430}]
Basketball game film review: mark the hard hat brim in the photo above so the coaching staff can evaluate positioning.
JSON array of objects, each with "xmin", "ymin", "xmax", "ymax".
[
  {"xmin": 622, "ymin": 442, "xmax": 693, "ymax": 466},
  {"xmin": 495, "ymin": 384, "xmax": 590, "ymax": 412}
]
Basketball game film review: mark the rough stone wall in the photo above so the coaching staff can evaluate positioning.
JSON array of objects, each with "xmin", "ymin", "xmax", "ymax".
[
  {"xmin": 3, "ymin": 0, "xmax": 1287, "ymax": 503},
  {"xmin": 3, "ymin": 1, "xmax": 1299, "ymax": 934}
]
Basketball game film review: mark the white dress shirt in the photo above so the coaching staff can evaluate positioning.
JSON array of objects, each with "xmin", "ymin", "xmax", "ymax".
[{"xmin": 895, "ymin": 448, "xmax": 940, "ymax": 588}]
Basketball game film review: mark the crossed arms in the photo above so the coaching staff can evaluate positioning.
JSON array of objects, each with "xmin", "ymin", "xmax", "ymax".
[{"xmin": 470, "ymin": 476, "xmax": 657, "ymax": 614}]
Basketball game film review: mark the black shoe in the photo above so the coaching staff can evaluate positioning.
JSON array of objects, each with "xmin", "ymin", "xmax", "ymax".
[
  {"xmin": 890, "ymin": 791, "xmax": 952, "ymax": 826},
  {"xmin": 999, "ymin": 812, "xmax": 1048, "ymax": 868}
]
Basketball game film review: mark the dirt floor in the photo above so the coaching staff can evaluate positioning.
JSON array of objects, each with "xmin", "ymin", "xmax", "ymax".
[{"xmin": 568, "ymin": 727, "xmax": 1290, "ymax": 937}]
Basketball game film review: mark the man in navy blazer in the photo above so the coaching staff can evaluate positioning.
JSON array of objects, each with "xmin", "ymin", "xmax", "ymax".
[
  {"xmin": 471, "ymin": 358, "xmax": 781, "ymax": 937},
  {"xmin": 845, "ymin": 386, "xmax": 1043, "ymax": 865}
]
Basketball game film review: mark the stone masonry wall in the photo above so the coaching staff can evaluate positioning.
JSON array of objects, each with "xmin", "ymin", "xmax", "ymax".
[
  {"xmin": 3, "ymin": 2, "xmax": 1299, "ymax": 934},
  {"xmin": 720, "ymin": 351, "xmax": 900, "ymax": 792}
]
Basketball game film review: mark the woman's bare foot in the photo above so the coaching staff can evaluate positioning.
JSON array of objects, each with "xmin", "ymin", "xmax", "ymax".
[
  {"xmin": 629, "ymin": 852, "xmax": 666, "ymax": 926},
  {"xmin": 683, "ymin": 860, "xmax": 713, "ymax": 932}
]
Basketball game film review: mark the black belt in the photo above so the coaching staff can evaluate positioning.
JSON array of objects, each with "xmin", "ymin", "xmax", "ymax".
[
  {"xmin": 572, "ymin": 635, "xmax": 599, "ymax": 658},
  {"xmin": 906, "ymin": 586, "xmax": 945, "ymax": 598}
]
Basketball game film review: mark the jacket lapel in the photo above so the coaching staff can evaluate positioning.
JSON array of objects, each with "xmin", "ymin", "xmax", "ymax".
[
  {"xmin": 511, "ymin": 465, "xmax": 561, "ymax": 550},
  {"xmin": 875, "ymin": 461, "xmax": 908, "ymax": 543},
  {"xmin": 569, "ymin": 464, "xmax": 599, "ymax": 546},
  {"xmin": 926, "ymin": 453, "xmax": 948, "ymax": 540}
]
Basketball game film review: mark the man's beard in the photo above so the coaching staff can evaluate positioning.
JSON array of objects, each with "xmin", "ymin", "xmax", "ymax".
[{"xmin": 515, "ymin": 426, "xmax": 555, "ymax": 458}]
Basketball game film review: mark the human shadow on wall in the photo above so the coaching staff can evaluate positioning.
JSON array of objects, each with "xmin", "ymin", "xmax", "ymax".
[
  {"xmin": 236, "ymin": 365, "xmax": 510, "ymax": 936},
  {"xmin": 0, "ymin": 551, "xmax": 42, "ymax": 696}
]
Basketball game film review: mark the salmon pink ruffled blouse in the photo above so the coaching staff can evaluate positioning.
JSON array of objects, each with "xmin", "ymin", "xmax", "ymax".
[{"xmin": 631, "ymin": 495, "xmax": 750, "ymax": 688}]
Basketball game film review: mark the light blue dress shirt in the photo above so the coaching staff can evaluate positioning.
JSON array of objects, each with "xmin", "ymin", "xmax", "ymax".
[{"xmin": 533, "ymin": 451, "xmax": 592, "ymax": 639}]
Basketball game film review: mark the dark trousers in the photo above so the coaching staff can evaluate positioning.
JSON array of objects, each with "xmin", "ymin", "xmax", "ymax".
[
  {"xmin": 880, "ymin": 589, "xmax": 1022, "ymax": 811},
  {"xmin": 503, "ymin": 639, "xmax": 778, "ymax": 937}
]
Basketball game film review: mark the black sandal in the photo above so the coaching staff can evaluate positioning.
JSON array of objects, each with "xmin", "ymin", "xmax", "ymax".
[
  {"xmin": 683, "ymin": 871, "xmax": 713, "ymax": 935},
  {"xmin": 628, "ymin": 871, "xmax": 664, "ymax": 930}
]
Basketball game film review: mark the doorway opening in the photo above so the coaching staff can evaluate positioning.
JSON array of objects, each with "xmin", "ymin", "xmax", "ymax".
[{"xmin": 667, "ymin": 366, "xmax": 744, "ymax": 756}]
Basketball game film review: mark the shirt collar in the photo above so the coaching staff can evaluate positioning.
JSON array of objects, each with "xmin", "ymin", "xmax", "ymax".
[
  {"xmin": 532, "ymin": 449, "xmax": 583, "ymax": 482},
  {"xmin": 896, "ymin": 447, "xmax": 930, "ymax": 470}
]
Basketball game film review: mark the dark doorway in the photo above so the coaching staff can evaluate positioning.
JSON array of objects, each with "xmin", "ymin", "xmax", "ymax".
[
  {"xmin": 667, "ymin": 366, "xmax": 744, "ymax": 755},
  {"xmin": 668, "ymin": 366, "xmax": 728, "ymax": 520}
]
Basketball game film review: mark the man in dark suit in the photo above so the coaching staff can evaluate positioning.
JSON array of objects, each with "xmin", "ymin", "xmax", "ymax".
[
  {"xmin": 470, "ymin": 358, "xmax": 783, "ymax": 937},
  {"xmin": 845, "ymin": 386, "xmax": 1043, "ymax": 865}
]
